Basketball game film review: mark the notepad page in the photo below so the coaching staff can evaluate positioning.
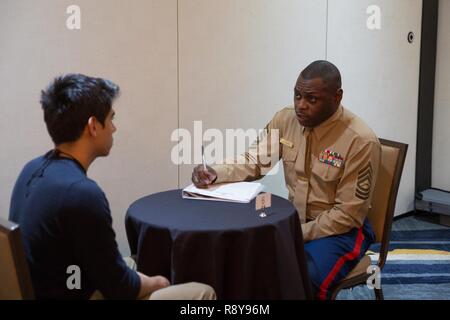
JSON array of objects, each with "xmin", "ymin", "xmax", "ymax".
[{"xmin": 182, "ymin": 182, "xmax": 264, "ymax": 202}]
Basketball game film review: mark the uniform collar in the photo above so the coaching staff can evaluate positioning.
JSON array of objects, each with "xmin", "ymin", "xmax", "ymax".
[{"xmin": 302, "ymin": 105, "xmax": 343, "ymax": 141}]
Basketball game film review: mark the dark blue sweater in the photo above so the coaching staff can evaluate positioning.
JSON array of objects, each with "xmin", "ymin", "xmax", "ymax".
[{"xmin": 9, "ymin": 151, "xmax": 140, "ymax": 300}]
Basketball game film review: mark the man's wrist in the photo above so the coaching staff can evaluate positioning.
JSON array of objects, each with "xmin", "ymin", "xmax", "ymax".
[{"xmin": 211, "ymin": 165, "xmax": 227, "ymax": 184}]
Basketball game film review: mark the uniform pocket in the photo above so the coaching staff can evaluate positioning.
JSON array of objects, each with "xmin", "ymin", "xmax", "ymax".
[
  {"xmin": 311, "ymin": 157, "xmax": 342, "ymax": 182},
  {"xmin": 282, "ymin": 145, "xmax": 298, "ymax": 190},
  {"xmin": 282, "ymin": 145, "xmax": 298, "ymax": 162}
]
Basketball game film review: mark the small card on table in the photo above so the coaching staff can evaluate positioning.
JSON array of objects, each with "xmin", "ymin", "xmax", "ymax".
[{"xmin": 255, "ymin": 193, "xmax": 272, "ymax": 210}]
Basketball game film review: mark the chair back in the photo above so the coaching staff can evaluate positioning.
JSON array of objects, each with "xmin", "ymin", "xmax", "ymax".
[
  {"xmin": 367, "ymin": 139, "xmax": 408, "ymax": 269},
  {"xmin": 0, "ymin": 218, "xmax": 34, "ymax": 299}
]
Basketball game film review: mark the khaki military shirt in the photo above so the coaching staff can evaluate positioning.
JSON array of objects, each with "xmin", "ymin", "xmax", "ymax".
[{"xmin": 212, "ymin": 105, "xmax": 381, "ymax": 242}]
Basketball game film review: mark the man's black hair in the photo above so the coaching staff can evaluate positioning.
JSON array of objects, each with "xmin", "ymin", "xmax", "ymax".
[
  {"xmin": 40, "ymin": 73, "xmax": 119, "ymax": 145},
  {"xmin": 300, "ymin": 60, "xmax": 342, "ymax": 92}
]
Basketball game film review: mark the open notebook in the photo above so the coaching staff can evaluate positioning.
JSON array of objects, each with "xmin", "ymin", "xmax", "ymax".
[{"xmin": 182, "ymin": 182, "xmax": 264, "ymax": 203}]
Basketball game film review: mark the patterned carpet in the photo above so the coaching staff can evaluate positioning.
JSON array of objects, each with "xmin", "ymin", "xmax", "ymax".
[{"xmin": 336, "ymin": 215, "xmax": 450, "ymax": 300}]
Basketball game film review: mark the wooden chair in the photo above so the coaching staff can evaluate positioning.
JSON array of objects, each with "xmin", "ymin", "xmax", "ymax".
[
  {"xmin": 0, "ymin": 218, "xmax": 34, "ymax": 299},
  {"xmin": 330, "ymin": 138, "xmax": 408, "ymax": 300}
]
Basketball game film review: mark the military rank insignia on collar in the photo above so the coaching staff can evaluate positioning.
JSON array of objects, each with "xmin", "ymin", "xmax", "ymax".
[{"xmin": 319, "ymin": 149, "xmax": 344, "ymax": 168}]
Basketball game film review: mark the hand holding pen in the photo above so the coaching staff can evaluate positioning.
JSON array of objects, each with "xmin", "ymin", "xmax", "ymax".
[{"xmin": 192, "ymin": 145, "xmax": 217, "ymax": 188}]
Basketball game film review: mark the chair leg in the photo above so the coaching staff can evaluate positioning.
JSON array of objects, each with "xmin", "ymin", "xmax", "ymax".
[
  {"xmin": 330, "ymin": 288, "xmax": 339, "ymax": 300},
  {"xmin": 374, "ymin": 286, "xmax": 384, "ymax": 300}
]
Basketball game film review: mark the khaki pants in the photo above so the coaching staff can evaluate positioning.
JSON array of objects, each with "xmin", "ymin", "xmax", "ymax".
[{"xmin": 90, "ymin": 257, "xmax": 216, "ymax": 300}]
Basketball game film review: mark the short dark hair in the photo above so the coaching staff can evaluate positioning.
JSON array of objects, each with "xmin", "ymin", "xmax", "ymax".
[
  {"xmin": 40, "ymin": 74, "xmax": 120, "ymax": 145},
  {"xmin": 300, "ymin": 60, "xmax": 342, "ymax": 92}
]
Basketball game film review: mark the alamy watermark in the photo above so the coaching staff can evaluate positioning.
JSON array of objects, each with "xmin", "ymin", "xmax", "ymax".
[
  {"xmin": 66, "ymin": 5, "xmax": 81, "ymax": 30},
  {"xmin": 66, "ymin": 265, "xmax": 81, "ymax": 290},
  {"xmin": 65, "ymin": 4, "xmax": 381, "ymax": 32},
  {"xmin": 170, "ymin": 121, "xmax": 280, "ymax": 175},
  {"xmin": 367, "ymin": 5, "xmax": 381, "ymax": 30},
  {"xmin": 366, "ymin": 265, "xmax": 381, "ymax": 290}
]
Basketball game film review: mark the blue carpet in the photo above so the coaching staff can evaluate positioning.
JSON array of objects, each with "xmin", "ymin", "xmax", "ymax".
[
  {"xmin": 390, "ymin": 230, "xmax": 450, "ymax": 241},
  {"xmin": 337, "ymin": 219, "xmax": 450, "ymax": 300}
]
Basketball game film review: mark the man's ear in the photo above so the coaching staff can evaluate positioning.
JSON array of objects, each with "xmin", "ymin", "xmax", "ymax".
[
  {"xmin": 335, "ymin": 88, "xmax": 343, "ymax": 103},
  {"xmin": 87, "ymin": 116, "xmax": 98, "ymax": 137}
]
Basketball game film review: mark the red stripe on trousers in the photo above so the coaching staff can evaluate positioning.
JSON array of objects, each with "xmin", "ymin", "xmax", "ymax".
[{"xmin": 318, "ymin": 227, "xmax": 365, "ymax": 300}]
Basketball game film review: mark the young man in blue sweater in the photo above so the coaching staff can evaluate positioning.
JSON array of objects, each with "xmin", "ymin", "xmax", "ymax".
[{"xmin": 9, "ymin": 74, "xmax": 215, "ymax": 300}]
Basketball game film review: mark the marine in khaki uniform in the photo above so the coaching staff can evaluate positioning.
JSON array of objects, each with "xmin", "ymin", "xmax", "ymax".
[{"xmin": 192, "ymin": 60, "xmax": 380, "ymax": 299}]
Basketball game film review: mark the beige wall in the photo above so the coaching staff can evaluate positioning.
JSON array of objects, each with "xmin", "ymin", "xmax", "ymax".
[
  {"xmin": 1, "ymin": 0, "xmax": 424, "ymax": 255},
  {"xmin": 0, "ymin": 0, "xmax": 179, "ymax": 255},
  {"xmin": 178, "ymin": 0, "xmax": 328, "ymax": 196},
  {"xmin": 433, "ymin": 0, "xmax": 450, "ymax": 191},
  {"xmin": 327, "ymin": 0, "xmax": 422, "ymax": 216}
]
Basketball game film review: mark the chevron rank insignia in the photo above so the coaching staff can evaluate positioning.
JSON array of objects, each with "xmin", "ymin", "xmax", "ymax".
[
  {"xmin": 355, "ymin": 162, "xmax": 373, "ymax": 200},
  {"xmin": 318, "ymin": 149, "xmax": 344, "ymax": 168}
]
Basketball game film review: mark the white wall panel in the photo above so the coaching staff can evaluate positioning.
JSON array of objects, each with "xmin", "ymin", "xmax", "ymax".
[
  {"xmin": 327, "ymin": 0, "xmax": 422, "ymax": 216},
  {"xmin": 0, "ymin": 0, "xmax": 178, "ymax": 255},
  {"xmin": 433, "ymin": 0, "xmax": 450, "ymax": 191},
  {"xmin": 178, "ymin": 0, "xmax": 328, "ymax": 197}
]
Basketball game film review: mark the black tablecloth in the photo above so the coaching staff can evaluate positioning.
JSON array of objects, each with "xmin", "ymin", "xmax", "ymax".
[{"xmin": 125, "ymin": 189, "xmax": 312, "ymax": 299}]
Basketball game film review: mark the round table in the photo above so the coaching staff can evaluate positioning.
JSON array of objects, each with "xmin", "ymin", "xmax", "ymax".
[{"xmin": 125, "ymin": 189, "xmax": 312, "ymax": 299}]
